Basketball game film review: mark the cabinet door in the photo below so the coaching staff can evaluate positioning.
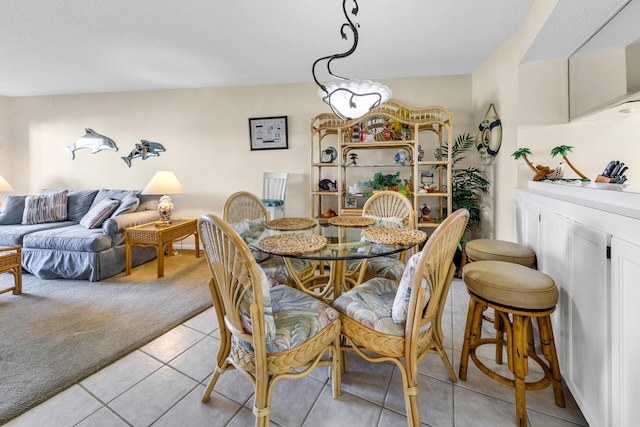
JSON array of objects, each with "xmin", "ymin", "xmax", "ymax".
[
  {"xmin": 538, "ymin": 209, "xmax": 567, "ymax": 366},
  {"xmin": 513, "ymin": 198, "xmax": 539, "ymax": 254},
  {"xmin": 564, "ymin": 221, "xmax": 610, "ymax": 427},
  {"xmin": 611, "ymin": 237, "xmax": 640, "ymax": 427}
]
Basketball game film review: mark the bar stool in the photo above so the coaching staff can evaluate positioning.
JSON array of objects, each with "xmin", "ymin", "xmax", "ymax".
[
  {"xmin": 465, "ymin": 239, "xmax": 536, "ymax": 268},
  {"xmin": 459, "ymin": 260, "xmax": 565, "ymax": 427},
  {"xmin": 464, "ymin": 239, "xmax": 537, "ymax": 362}
]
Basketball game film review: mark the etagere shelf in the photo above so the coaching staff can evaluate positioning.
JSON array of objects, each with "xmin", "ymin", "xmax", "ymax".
[{"xmin": 310, "ymin": 100, "xmax": 453, "ymax": 230}]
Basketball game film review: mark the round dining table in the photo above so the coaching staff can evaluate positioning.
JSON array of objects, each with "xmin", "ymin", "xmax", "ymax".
[{"xmin": 248, "ymin": 218, "xmax": 421, "ymax": 303}]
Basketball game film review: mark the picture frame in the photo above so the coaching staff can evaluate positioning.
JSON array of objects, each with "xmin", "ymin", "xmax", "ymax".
[
  {"xmin": 249, "ymin": 116, "xmax": 288, "ymax": 150},
  {"xmin": 345, "ymin": 196, "xmax": 357, "ymax": 208}
]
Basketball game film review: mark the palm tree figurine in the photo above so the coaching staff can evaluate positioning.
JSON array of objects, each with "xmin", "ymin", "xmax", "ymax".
[
  {"xmin": 511, "ymin": 148, "xmax": 540, "ymax": 174},
  {"xmin": 550, "ymin": 145, "xmax": 589, "ymax": 180}
]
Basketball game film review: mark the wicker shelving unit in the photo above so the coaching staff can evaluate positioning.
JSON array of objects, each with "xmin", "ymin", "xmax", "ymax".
[{"xmin": 310, "ymin": 100, "xmax": 453, "ymax": 229}]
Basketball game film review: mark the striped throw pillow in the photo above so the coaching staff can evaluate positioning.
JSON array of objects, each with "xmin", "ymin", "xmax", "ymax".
[
  {"xmin": 80, "ymin": 198, "xmax": 120, "ymax": 229},
  {"xmin": 21, "ymin": 190, "xmax": 69, "ymax": 224}
]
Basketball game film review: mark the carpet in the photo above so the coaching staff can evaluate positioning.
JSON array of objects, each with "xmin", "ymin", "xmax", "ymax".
[{"xmin": 0, "ymin": 253, "xmax": 213, "ymax": 424}]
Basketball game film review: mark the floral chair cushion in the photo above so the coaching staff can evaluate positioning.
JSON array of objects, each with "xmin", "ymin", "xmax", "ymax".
[
  {"xmin": 239, "ymin": 283, "xmax": 339, "ymax": 353},
  {"xmin": 332, "ymin": 277, "xmax": 405, "ymax": 336},
  {"xmin": 231, "ymin": 218, "xmax": 265, "ymax": 243},
  {"xmin": 391, "ymin": 252, "xmax": 430, "ymax": 323},
  {"xmin": 346, "ymin": 256, "xmax": 405, "ymax": 281}
]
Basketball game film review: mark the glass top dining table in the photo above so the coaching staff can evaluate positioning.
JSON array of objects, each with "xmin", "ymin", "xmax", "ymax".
[{"xmin": 247, "ymin": 218, "xmax": 419, "ymax": 303}]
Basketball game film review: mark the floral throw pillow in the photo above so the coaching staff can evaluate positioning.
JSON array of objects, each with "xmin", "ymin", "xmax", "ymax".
[
  {"xmin": 21, "ymin": 190, "xmax": 68, "ymax": 225},
  {"xmin": 391, "ymin": 252, "xmax": 430, "ymax": 323}
]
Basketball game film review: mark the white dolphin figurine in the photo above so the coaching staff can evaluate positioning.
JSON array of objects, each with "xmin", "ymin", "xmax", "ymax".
[{"xmin": 65, "ymin": 128, "xmax": 118, "ymax": 159}]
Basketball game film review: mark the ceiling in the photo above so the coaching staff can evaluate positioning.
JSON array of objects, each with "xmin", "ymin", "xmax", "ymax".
[{"xmin": 0, "ymin": 0, "xmax": 630, "ymax": 98}]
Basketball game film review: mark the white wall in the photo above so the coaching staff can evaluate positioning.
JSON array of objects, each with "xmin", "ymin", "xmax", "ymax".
[
  {"xmin": 5, "ymin": 75, "xmax": 472, "ymax": 231},
  {"xmin": 472, "ymin": 0, "xmax": 640, "ymax": 240}
]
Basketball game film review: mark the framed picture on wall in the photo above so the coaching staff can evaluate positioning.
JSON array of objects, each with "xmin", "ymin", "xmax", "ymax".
[{"xmin": 249, "ymin": 116, "xmax": 288, "ymax": 150}]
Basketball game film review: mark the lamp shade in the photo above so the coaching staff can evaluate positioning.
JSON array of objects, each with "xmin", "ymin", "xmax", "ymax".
[
  {"xmin": 141, "ymin": 171, "xmax": 184, "ymax": 195},
  {"xmin": 0, "ymin": 174, "xmax": 14, "ymax": 192}
]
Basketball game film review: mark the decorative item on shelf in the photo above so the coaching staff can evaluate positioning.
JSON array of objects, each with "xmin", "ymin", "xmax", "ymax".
[
  {"xmin": 476, "ymin": 103, "xmax": 502, "ymax": 166},
  {"xmin": 383, "ymin": 124, "xmax": 392, "ymax": 141},
  {"xmin": 321, "ymin": 146, "xmax": 338, "ymax": 163},
  {"xmin": 318, "ymin": 179, "xmax": 337, "ymax": 192},
  {"xmin": 393, "ymin": 149, "xmax": 408, "ymax": 165},
  {"xmin": 421, "ymin": 203, "xmax": 432, "ymax": 222},
  {"xmin": 597, "ymin": 160, "xmax": 628, "ymax": 183},
  {"xmin": 141, "ymin": 170, "xmax": 184, "ymax": 226},
  {"xmin": 320, "ymin": 208, "xmax": 337, "ymax": 218},
  {"xmin": 65, "ymin": 128, "xmax": 118, "ymax": 160},
  {"xmin": 420, "ymin": 170, "xmax": 434, "ymax": 186},
  {"xmin": 349, "ymin": 152, "xmax": 358, "ymax": 165},
  {"xmin": 418, "ymin": 145, "xmax": 424, "ymax": 161},
  {"xmin": 372, "ymin": 171, "xmax": 400, "ymax": 191},
  {"xmin": 359, "ymin": 122, "xmax": 367, "ymax": 141},
  {"xmin": 122, "ymin": 140, "xmax": 166, "ymax": 167},
  {"xmin": 550, "ymin": 145, "xmax": 590, "ymax": 181},
  {"xmin": 512, "ymin": 148, "xmax": 540, "ymax": 178},
  {"xmin": 311, "ymin": 0, "xmax": 391, "ymax": 120}
]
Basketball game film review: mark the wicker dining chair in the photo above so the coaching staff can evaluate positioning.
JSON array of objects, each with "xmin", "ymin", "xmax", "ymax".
[
  {"xmin": 198, "ymin": 214, "xmax": 342, "ymax": 427},
  {"xmin": 223, "ymin": 191, "xmax": 312, "ymax": 286},
  {"xmin": 333, "ymin": 209, "xmax": 469, "ymax": 426},
  {"xmin": 347, "ymin": 191, "xmax": 416, "ymax": 282}
]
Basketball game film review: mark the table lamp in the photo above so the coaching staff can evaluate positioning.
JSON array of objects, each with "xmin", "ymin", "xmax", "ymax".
[
  {"xmin": 141, "ymin": 171, "xmax": 184, "ymax": 226},
  {"xmin": 0, "ymin": 174, "xmax": 14, "ymax": 210}
]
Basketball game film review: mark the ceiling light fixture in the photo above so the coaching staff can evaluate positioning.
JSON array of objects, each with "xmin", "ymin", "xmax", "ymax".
[{"xmin": 312, "ymin": 0, "xmax": 391, "ymax": 121}]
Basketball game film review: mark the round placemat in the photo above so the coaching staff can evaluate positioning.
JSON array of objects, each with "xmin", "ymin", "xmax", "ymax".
[
  {"xmin": 361, "ymin": 228, "xmax": 427, "ymax": 246},
  {"xmin": 258, "ymin": 234, "xmax": 327, "ymax": 255},
  {"xmin": 327, "ymin": 216, "xmax": 376, "ymax": 227},
  {"xmin": 266, "ymin": 217, "xmax": 316, "ymax": 230}
]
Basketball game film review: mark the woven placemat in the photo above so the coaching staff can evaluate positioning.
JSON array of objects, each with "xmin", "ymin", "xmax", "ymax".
[
  {"xmin": 258, "ymin": 234, "xmax": 327, "ymax": 255},
  {"xmin": 327, "ymin": 216, "xmax": 376, "ymax": 227},
  {"xmin": 266, "ymin": 217, "xmax": 316, "ymax": 230},
  {"xmin": 361, "ymin": 228, "xmax": 427, "ymax": 246}
]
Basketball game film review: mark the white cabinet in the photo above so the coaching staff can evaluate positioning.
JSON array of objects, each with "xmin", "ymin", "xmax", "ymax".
[
  {"xmin": 610, "ymin": 237, "xmax": 640, "ymax": 427},
  {"xmin": 514, "ymin": 182, "xmax": 640, "ymax": 427}
]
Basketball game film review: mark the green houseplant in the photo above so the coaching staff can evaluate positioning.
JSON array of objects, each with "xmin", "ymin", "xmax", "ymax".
[{"xmin": 435, "ymin": 133, "xmax": 491, "ymax": 234}]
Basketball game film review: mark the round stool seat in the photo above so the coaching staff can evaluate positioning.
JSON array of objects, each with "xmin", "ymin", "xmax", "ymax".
[
  {"xmin": 462, "ymin": 260, "xmax": 557, "ymax": 310},
  {"xmin": 466, "ymin": 239, "xmax": 536, "ymax": 267}
]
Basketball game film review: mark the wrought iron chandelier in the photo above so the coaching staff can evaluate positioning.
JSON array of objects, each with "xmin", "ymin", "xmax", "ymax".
[{"xmin": 312, "ymin": 0, "xmax": 391, "ymax": 121}]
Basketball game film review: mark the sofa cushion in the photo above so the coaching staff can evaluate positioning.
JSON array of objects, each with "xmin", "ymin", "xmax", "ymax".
[
  {"xmin": 80, "ymin": 198, "xmax": 120, "ymax": 229},
  {"xmin": 22, "ymin": 191, "xmax": 68, "ymax": 225},
  {"xmin": 111, "ymin": 194, "xmax": 140, "ymax": 217},
  {"xmin": 42, "ymin": 189, "xmax": 99, "ymax": 221},
  {"xmin": 136, "ymin": 194, "xmax": 158, "ymax": 212},
  {"xmin": 90, "ymin": 189, "xmax": 138, "ymax": 209},
  {"xmin": 0, "ymin": 196, "xmax": 28, "ymax": 225},
  {"xmin": 22, "ymin": 224, "xmax": 112, "ymax": 252},
  {"xmin": 0, "ymin": 221, "xmax": 76, "ymax": 246}
]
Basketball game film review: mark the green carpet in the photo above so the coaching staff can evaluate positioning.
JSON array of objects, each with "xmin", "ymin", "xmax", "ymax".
[{"xmin": 0, "ymin": 253, "xmax": 212, "ymax": 424}]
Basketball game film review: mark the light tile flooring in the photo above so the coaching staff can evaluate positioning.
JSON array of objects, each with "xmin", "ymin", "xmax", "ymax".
[{"xmin": 6, "ymin": 279, "xmax": 589, "ymax": 427}]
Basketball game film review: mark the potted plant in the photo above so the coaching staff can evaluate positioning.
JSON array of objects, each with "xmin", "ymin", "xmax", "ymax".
[
  {"xmin": 435, "ymin": 133, "xmax": 491, "ymax": 275},
  {"xmin": 371, "ymin": 171, "xmax": 401, "ymax": 191}
]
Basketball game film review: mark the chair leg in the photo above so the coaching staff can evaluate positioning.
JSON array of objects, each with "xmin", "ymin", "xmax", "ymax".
[
  {"xmin": 401, "ymin": 364, "xmax": 421, "ymax": 427},
  {"xmin": 253, "ymin": 375, "xmax": 270, "ymax": 427},
  {"xmin": 459, "ymin": 296, "xmax": 484, "ymax": 381},
  {"xmin": 331, "ymin": 339, "xmax": 342, "ymax": 398},
  {"xmin": 512, "ymin": 314, "xmax": 529, "ymax": 427},
  {"xmin": 537, "ymin": 316, "xmax": 566, "ymax": 407},
  {"xmin": 432, "ymin": 334, "xmax": 457, "ymax": 382}
]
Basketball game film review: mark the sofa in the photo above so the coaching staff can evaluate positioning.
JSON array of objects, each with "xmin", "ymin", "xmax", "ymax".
[{"xmin": 0, "ymin": 189, "xmax": 160, "ymax": 281}]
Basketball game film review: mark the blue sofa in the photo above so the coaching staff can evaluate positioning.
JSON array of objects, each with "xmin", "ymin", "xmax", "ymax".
[{"xmin": 0, "ymin": 189, "xmax": 159, "ymax": 281}]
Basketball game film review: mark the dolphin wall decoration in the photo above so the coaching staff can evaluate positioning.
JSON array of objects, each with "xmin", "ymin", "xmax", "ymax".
[{"xmin": 65, "ymin": 128, "xmax": 118, "ymax": 160}]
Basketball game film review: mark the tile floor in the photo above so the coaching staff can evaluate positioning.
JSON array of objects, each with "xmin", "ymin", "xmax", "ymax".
[{"xmin": 6, "ymin": 279, "xmax": 589, "ymax": 427}]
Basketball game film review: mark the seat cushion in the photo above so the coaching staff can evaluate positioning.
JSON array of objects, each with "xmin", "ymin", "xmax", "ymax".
[
  {"xmin": 333, "ymin": 277, "xmax": 405, "ymax": 336},
  {"xmin": 258, "ymin": 256, "xmax": 312, "ymax": 286},
  {"xmin": 466, "ymin": 239, "xmax": 536, "ymax": 267},
  {"xmin": 462, "ymin": 260, "xmax": 558, "ymax": 310},
  {"xmin": 22, "ymin": 224, "xmax": 112, "ymax": 252},
  {"xmin": 239, "ymin": 284, "xmax": 339, "ymax": 353},
  {"xmin": 346, "ymin": 255, "xmax": 405, "ymax": 281},
  {"xmin": 261, "ymin": 199, "xmax": 284, "ymax": 207}
]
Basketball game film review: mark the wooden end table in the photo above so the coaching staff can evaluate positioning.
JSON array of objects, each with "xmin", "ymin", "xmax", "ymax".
[
  {"xmin": 0, "ymin": 246, "xmax": 22, "ymax": 295},
  {"xmin": 125, "ymin": 218, "xmax": 199, "ymax": 278}
]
